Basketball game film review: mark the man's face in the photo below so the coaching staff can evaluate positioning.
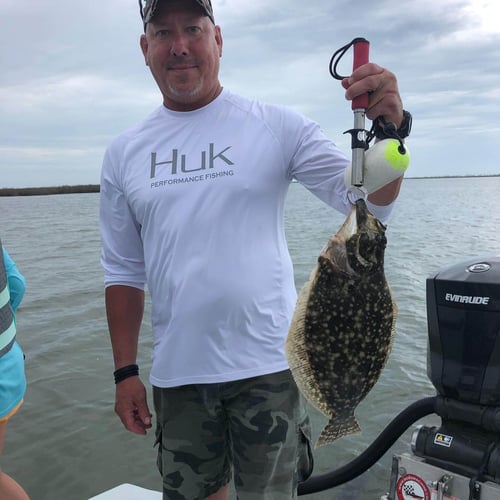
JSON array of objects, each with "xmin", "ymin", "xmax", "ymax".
[{"xmin": 140, "ymin": 0, "xmax": 223, "ymax": 111}]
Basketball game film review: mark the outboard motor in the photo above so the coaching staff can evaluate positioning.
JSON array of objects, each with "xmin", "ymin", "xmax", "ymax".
[
  {"xmin": 403, "ymin": 256, "xmax": 500, "ymax": 499},
  {"xmin": 427, "ymin": 256, "xmax": 500, "ymax": 406}
]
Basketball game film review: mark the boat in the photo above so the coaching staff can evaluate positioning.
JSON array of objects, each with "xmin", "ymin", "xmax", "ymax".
[{"xmin": 89, "ymin": 483, "xmax": 161, "ymax": 499}]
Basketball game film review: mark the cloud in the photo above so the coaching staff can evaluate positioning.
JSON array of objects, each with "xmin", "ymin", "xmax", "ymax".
[{"xmin": 1, "ymin": 0, "xmax": 499, "ymax": 187}]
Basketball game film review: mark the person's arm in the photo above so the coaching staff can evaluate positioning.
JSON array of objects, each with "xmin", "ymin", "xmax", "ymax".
[
  {"xmin": 2, "ymin": 248, "xmax": 26, "ymax": 312},
  {"xmin": 367, "ymin": 176, "xmax": 402, "ymax": 206},
  {"xmin": 105, "ymin": 284, "xmax": 152, "ymax": 435},
  {"xmin": 100, "ymin": 140, "xmax": 152, "ymax": 434}
]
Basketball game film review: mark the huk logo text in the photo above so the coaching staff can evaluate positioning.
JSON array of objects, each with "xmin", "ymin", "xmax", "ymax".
[{"xmin": 150, "ymin": 143, "xmax": 234, "ymax": 178}]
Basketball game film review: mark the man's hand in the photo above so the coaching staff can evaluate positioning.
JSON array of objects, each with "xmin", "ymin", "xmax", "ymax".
[
  {"xmin": 115, "ymin": 376, "xmax": 152, "ymax": 435},
  {"xmin": 342, "ymin": 63, "xmax": 403, "ymax": 127}
]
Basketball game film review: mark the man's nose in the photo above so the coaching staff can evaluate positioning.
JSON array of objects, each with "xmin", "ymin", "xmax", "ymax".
[{"xmin": 170, "ymin": 34, "xmax": 189, "ymax": 56}]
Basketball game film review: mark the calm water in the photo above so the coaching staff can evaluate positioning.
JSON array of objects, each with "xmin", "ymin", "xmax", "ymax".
[{"xmin": 1, "ymin": 177, "xmax": 500, "ymax": 500}]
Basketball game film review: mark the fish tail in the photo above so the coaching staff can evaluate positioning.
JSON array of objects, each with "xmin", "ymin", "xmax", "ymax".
[{"xmin": 315, "ymin": 416, "xmax": 361, "ymax": 448}]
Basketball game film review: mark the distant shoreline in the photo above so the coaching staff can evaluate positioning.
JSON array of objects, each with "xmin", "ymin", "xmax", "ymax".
[
  {"xmin": 0, "ymin": 184, "xmax": 100, "ymax": 197},
  {"xmin": 0, "ymin": 175, "xmax": 498, "ymax": 196}
]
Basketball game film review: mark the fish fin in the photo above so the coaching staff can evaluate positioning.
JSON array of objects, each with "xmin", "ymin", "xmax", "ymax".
[
  {"xmin": 387, "ymin": 299, "xmax": 398, "ymax": 354},
  {"xmin": 315, "ymin": 416, "xmax": 361, "ymax": 448},
  {"xmin": 383, "ymin": 290, "xmax": 398, "ymax": 361}
]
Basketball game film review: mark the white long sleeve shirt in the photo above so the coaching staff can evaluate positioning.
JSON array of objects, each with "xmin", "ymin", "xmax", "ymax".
[{"xmin": 99, "ymin": 89, "xmax": 393, "ymax": 388}]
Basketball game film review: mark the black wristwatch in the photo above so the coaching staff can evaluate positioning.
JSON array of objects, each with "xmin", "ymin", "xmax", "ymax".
[{"xmin": 372, "ymin": 109, "xmax": 412, "ymax": 140}]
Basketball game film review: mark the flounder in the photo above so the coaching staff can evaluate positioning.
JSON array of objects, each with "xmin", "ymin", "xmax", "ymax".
[{"xmin": 286, "ymin": 198, "xmax": 397, "ymax": 447}]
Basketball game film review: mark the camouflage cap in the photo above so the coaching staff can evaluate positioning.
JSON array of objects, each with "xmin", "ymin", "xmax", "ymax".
[{"xmin": 141, "ymin": 0, "xmax": 215, "ymax": 25}]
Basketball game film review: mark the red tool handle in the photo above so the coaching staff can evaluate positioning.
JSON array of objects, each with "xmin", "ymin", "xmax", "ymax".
[{"xmin": 351, "ymin": 37, "xmax": 370, "ymax": 110}]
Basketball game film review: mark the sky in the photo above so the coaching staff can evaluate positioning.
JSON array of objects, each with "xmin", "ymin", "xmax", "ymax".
[{"xmin": 1, "ymin": 0, "xmax": 500, "ymax": 188}]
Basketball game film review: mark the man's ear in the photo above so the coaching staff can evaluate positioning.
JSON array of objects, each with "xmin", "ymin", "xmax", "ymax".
[
  {"xmin": 140, "ymin": 34, "xmax": 149, "ymax": 66},
  {"xmin": 215, "ymin": 25, "xmax": 223, "ymax": 58}
]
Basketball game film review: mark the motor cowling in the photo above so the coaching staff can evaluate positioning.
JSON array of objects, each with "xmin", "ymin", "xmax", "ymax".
[{"xmin": 426, "ymin": 255, "xmax": 500, "ymax": 406}]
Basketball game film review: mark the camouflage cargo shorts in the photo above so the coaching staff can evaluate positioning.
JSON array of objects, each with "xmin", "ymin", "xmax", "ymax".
[{"xmin": 153, "ymin": 369, "xmax": 313, "ymax": 499}]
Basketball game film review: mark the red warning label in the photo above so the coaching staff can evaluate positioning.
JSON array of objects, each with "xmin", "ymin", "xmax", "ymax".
[{"xmin": 396, "ymin": 473, "xmax": 431, "ymax": 500}]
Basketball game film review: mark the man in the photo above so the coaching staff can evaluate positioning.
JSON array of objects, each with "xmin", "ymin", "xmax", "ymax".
[{"xmin": 99, "ymin": 0, "xmax": 410, "ymax": 498}]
